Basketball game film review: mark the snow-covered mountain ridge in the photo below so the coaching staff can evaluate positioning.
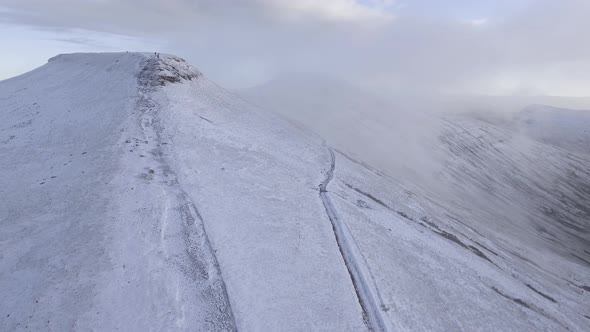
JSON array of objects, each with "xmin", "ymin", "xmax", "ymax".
[{"xmin": 1, "ymin": 53, "xmax": 589, "ymax": 331}]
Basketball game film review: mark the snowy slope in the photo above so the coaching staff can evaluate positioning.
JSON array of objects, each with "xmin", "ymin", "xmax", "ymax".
[
  {"xmin": 324, "ymin": 115, "xmax": 590, "ymax": 331},
  {"xmin": 137, "ymin": 57, "xmax": 367, "ymax": 331},
  {"xmin": 2, "ymin": 53, "xmax": 589, "ymax": 331},
  {"xmin": 0, "ymin": 53, "xmax": 366, "ymax": 331}
]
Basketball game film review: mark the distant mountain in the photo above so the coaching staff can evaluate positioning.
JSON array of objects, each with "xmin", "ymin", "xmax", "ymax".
[
  {"xmin": 516, "ymin": 105, "xmax": 590, "ymax": 155},
  {"xmin": 1, "ymin": 54, "xmax": 589, "ymax": 331}
]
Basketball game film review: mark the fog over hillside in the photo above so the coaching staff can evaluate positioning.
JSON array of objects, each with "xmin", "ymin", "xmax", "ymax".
[
  {"xmin": 239, "ymin": 74, "xmax": 590, "ymax": 191},
  {"xmin": 240, "ymin": 74, "xmax": 590, "ymax": 329}
]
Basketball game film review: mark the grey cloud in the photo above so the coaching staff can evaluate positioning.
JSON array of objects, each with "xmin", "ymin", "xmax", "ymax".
[{"xmin": 1, "ymin": 0, "xmax": 589, "ymax": 95}]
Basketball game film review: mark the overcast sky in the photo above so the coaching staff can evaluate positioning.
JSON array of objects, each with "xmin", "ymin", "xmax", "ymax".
[{"xmin": 1, "ymin": 0, "xmax": 589, "ymax": 96}]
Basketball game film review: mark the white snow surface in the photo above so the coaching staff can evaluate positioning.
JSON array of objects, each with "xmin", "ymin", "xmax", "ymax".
[
  {"xmin": 0, "ymin": 53, "xmax": 365, "ymax": 331},
  {"xmin": 1, "ymin": 53, "xmax": 589, "ymax": 331}
]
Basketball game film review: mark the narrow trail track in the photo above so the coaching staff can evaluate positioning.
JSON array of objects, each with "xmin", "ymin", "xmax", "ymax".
[{"xmin": 319, "ymin": 145, "xmax": 393, "ymax": 332}]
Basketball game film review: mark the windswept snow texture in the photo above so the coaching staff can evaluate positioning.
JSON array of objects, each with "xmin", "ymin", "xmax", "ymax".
[{"xmin": 2, "ymin": 53, "xmax": 590, "ymax": 331}]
